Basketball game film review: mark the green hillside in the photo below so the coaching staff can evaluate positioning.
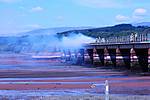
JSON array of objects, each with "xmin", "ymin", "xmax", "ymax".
[{"xmin": 57, "ymin": 24, "xmax": 150, "ymax": 38}]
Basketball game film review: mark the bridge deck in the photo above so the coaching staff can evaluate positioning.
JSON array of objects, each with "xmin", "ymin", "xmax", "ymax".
[{"xmin": 84, "ymin": 42, "xmax": 150, "ymax": 49}]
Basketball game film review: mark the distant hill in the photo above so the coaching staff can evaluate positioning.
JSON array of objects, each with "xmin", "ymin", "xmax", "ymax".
[
  {"xmin": 20, "ymin": 27, "xmax": 92, "ymax": 36},
  {"xmin": 58, "ymin": 24, "xmax": 150, "ymax": 38},
  {"xmin": 0, "ymin": 27, "xmax": 92, "ymax": 53},
  {"xmin": 1, "ymin": 24, "xmax": 150, "ymax": 53},
  {"xmin": 132, "ymin": 22, "xmax": 150, "ymax": 27}
]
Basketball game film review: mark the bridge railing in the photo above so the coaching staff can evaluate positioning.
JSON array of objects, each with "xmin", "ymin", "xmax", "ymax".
[{"xmin": 94, "ymin": 33, "xmax": 149, "ymax": 44}]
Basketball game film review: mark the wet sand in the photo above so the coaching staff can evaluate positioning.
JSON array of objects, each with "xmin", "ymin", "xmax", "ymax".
[
  {"xmin": 0, "ymin": 68, "xmax": 149, "ymax": 95},
  {"xmin": 0, "ymin": 94, "xmax": 150, "ymax": 100},
  {"xmin": 0, "ymin": 54, "xmax": 150, "ymax": 99}
]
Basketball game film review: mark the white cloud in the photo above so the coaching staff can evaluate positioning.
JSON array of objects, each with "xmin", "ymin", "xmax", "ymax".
[
  {"xmin": 74, "ymin": 0, "xmax": 122, "ymax": 8},
  {"xmin": 115, "ymin": 8, "xmax": 148, "ymax": 23},
  {"xmin": 116, "ymin": 15, "xmax": 129, "ymax": 22},
  {"xmin": 132, "ymin": 8, "xmax": 147, "ymax": 22},
  {"xmin": 0, "ymin": 0, "xmax": 21, "ymax": 3},
  {"xmin": 133, "ymin": 8, "xmax": 147, "ymax": 16},
  {"xmin": 31, "ymin": 6, "xmax": 44, "ymax": 12}
]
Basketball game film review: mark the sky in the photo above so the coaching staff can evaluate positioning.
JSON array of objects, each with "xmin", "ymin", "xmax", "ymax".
[{"xmin": 0, "ymin": 0, "xmax": 150, "ymax": 35}]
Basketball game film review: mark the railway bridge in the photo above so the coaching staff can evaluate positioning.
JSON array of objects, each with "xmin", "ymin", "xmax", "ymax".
[{"xmin": 82, "ymin": 33, "xmax": 150, "ymax": 72}]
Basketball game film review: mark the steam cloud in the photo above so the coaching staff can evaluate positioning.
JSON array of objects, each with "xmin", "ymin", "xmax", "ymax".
[
  {"xmin": 0, "ymin": 32, "xmax": 95, "ymax": 53},
  {"xmin": 61, "ymin": 33, "xmax": 95, "ymax": 49}
]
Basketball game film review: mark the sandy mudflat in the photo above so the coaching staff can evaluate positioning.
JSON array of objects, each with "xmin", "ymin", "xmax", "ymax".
[
  {"xmin": 0, "ymin": 68, "xmax": 149, "ymax": 95},
  {"xmin": 0, "ymin": 54, "xmax": 150, "ymax": 100}
]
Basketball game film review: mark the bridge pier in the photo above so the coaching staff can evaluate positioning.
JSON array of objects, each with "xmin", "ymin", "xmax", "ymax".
[
  {"xmin": 134, "ymin": 49, "xmax": 148, "ymax": 72},
  {"xmin": 84, "ymin": 42, "xmax": 150, "ymax": 72},
  {"xmin": 116, "ymin": 48, "xmax": 123, "ymax": 67},
  {"xmin": 66, "ymin": 50, "xmax": 71, "ymax": 61},
  {"xmin": 106, "ymin": 48, "xmax": 116, "ymax": 67},
  {"xmin": 119, "ymin": 49, "xmax": 131, "ymax": 69},
  {"xmin": 148, "ymin": 48, "xmax": 150, "ymax": 71},
  {"xmin": 104, "ymin": 48, "xmax": 109, "ymax": 66},
  {"xmin": 83, "ymin": 49, "xmax": 88, "ymax": 64},
  {"xmin": 93, "ymin": 48, "xmax": 101, "ymax": 66},
  {"xmin": 96, "ymin": 49, "xmax": 104, "ymax": 66},
  {"xmin": 77, "ymin": 49, "xmax": 84, "ymax": 65},
  {"xmin": 87, "ymin": 49, "xmax": 93, "ymax": 65},
  {"xmin": 130, "ymin": 48, "xmax": 137, "ymax": 70}
]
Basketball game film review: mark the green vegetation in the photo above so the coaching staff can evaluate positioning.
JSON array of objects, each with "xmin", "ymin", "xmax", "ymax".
[{"xmin": 57, "ymin": 24, "xmax": 150, "ymax": 38}]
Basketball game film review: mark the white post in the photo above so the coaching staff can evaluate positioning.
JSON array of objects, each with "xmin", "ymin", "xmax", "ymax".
[
  {"xmin": 105, "ymin": 80, "xmax": 109, "ymax": 100},
  {"xmin": 91, "ymin": 80, "xmax": 110, "ymax": 100}
]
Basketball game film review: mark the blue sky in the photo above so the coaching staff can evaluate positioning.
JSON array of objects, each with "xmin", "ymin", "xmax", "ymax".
[{"xmin": 0, "ymin": 0, "xmax": 150, "ymax": 35}]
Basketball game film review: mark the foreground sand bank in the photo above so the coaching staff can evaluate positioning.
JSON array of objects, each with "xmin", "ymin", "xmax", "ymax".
[{"xmin": 0, "ymin": 95, "xmax": 150, "ymax": 100}]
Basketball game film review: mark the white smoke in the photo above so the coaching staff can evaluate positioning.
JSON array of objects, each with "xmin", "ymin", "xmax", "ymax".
[
  {"xmin": 0, "ymin": 32, "xmax": 95, "ymax": 53},
  {"xmin": 61, "ymin": 33, "xmax": 94, "ymax": 49}
]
